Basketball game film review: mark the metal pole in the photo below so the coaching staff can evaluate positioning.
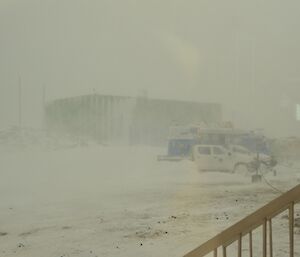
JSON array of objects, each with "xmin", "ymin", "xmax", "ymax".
[
  {"xmin": 263, "ymin": 218, "xmax": 267, "ymax": 257},
  {"xmin": 214, "ymin": 248, "xmax": 218, "ymax": 257},
  {"xmin": 238, "ymin": 234, "xmax": 242, "ymax": 257},
  {"xmin": 289, "ymin": 203, "xmax": 294, "ymax": 257},
  {"xmin": 222, "ymin": 246, "xmax": 227, "ymax": 257},
  {"xmin": 18, "ymin": 76, "xmax": 22, "ymax": 128},
  {"xmin": 42, "ymin": 85, "xmax": 46, "ymax": 129},
  {"xmin": 269, "ymin": 219, "xmax": 273, "ymax": 257},
  {"xmin": 249, "ymin": 231, "xmax": 253, "ymax": 257}
]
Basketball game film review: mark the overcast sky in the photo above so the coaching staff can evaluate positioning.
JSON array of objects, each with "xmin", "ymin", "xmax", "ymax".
[{"xmin": 1, "ymin": 0, "xmax": 300, "ymax": 136}]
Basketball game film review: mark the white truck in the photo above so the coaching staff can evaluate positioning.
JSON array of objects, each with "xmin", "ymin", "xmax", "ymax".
[{"xmin": 192, "ymin": 144, "xmax": 273, "ymax": 173}]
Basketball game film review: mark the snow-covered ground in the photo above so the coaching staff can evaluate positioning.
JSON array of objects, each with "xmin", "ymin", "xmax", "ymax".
[{"xmin": 0, "ymin": 145, "xmax": 300, "ymax": 257}]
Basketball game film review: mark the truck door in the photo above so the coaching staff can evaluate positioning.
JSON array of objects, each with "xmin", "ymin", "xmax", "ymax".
[
  {"xmin": 194, "ymin": 146, "xmax": 215, "ymax": 171},
  {"xmin": 212, "ymin": 146, "xmax": 231, "ymax": 171}
]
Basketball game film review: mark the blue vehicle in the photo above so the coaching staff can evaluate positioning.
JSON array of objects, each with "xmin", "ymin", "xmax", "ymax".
[
  {"xmin": 158, "ymin": 125, "xmax": 271, "ymax": 161},
  {"xmin": 168, "ymin": 138, "xmax": 199, "ymax": 157}
]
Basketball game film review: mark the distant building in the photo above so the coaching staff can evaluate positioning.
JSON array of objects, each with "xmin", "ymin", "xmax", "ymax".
[{"xmin": 45, "ymin": 94, "xmax": 222, "ymax": 145}]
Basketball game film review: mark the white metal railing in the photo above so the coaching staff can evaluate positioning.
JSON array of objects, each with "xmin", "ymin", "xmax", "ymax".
[{"xmin": 184, "ymin": 184, "xmax": 300, "ymax": 257}]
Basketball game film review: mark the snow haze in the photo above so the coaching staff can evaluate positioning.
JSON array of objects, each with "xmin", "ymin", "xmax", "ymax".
[
  {"xmin": 1, "ymin": 1, "xmax": 300, "ymax": 136},
  {"xmin": 1, "ymin": 2, "xmax": 300, "ymax": 257}
]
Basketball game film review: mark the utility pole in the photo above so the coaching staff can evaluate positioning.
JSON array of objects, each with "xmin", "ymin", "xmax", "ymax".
[
  {"xmin": 42, "ymin": 85, "xmax": 46, "ymax": 129},
  {"xmin": 251, "ymin": 39, "xmax": 255, "ymax": 92},
  {"xmin": 42, "ymin": 85, "xmax": 46, "ymax": 109},
  {"xmin": 235, "ymin": 32, "xmax": 240, "ymax": 92},
  {"xmin": 18, "ymin": 76, "xmax": 22, "ymax": 128}
]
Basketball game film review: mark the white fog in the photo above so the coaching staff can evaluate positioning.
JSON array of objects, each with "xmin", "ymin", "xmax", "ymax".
[{"xmin": 1, "ymin": 1, "xmax": 300, "ymax": 257}]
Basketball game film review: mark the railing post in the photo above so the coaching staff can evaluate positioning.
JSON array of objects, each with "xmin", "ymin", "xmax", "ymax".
[
  {"xmin": 289, "ymin": 203, "xmax": 294, "ymax": 257},
  {"xmin": 214, "ymin": 248, "xmax": 217, "ymax": 257},
  {"xmin": 263, "ymin": 219, "xmax": 267, "ymax": 257},
  {"xmin": 238, "ymin": 234, "xmax": 242, "ymax": 257},
  {"xmin": 223, "ymin": 246, "xmax": 227, "ymax": 257},
  {"xmin": 183, "ymin": 185, "xmax": 300, "ymax": 257},
  {"xmin": 269, "ymin": 219, "xmax": 273, "ymax": 257},
  {"xmin": 249, "ymin": 231, "xmax": 253, "ymax": 257}
]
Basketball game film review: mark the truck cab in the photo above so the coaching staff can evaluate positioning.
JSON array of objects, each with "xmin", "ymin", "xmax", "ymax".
[
  {"xmin": 193, "ymin": 144, "xmax": 258, "ymax": 173},
  {"xmin": 193, "ymin": 145, "xmax": 234, "ymax": 172}
]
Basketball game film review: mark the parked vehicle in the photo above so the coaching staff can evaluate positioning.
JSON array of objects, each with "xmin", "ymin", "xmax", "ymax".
[
  {"xmin": 192, "ymin": 144, "xmax": 276, "ymax": 173},
  {"xmin": 193, "ymin": 145, "xmax": 238, "ymax": 172},
  {"xmin": 157, "ymin": 124, "xmax": 274, "ymax": 164}
]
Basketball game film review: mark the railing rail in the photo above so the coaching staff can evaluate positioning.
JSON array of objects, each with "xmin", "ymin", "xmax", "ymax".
[{"xmin": 184, "ymin": 184, "xmax": 300, "ymax": 257}]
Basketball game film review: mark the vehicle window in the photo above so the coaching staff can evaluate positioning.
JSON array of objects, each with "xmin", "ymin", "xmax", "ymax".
[
  {"xmin": 198, "ymin": 146, "xmax": 211, "ymax": 155},
  {"xmin": 213, "ymin": 147, "xmax": 225, "ymax": 155},
  {"xmin": 235, "ymin": 147, "xmax": 249, "ymax": 154}
]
